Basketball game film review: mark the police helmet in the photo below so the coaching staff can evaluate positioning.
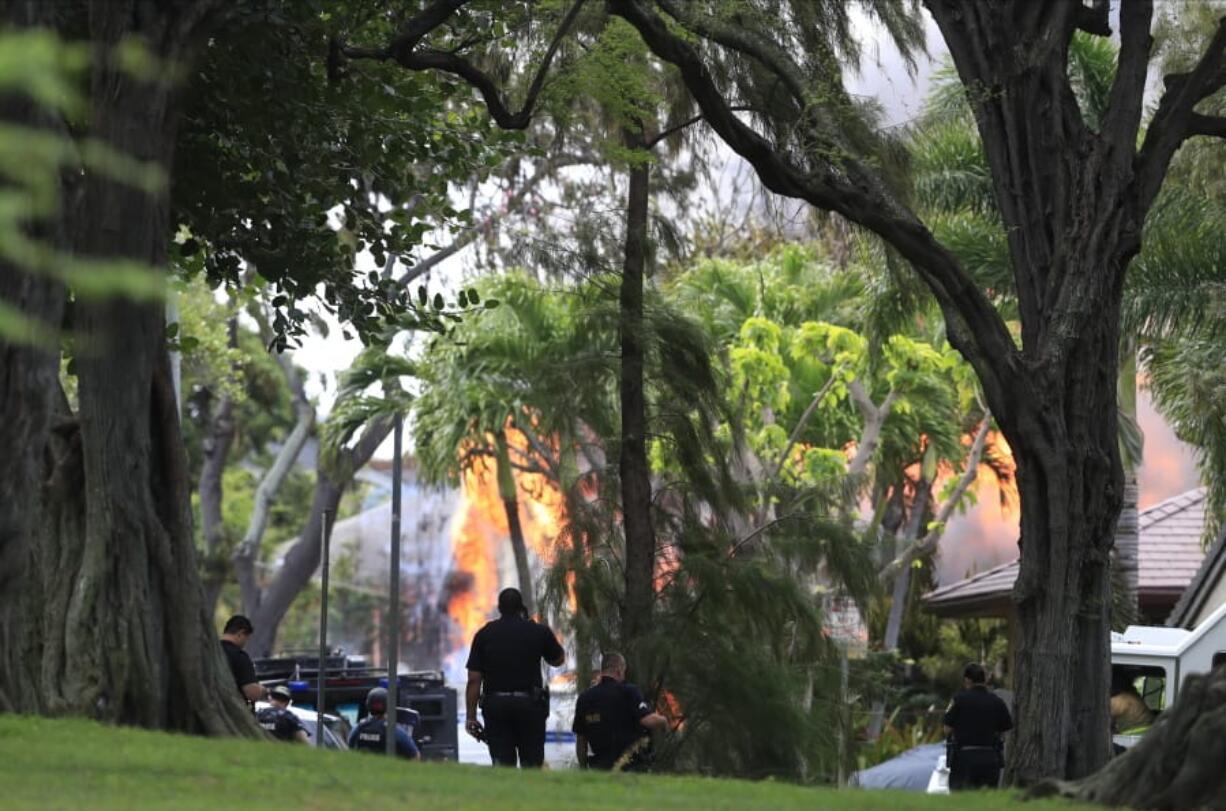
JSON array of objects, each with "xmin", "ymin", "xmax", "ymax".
[{"xmin": 366, "ymin": 686, "xmax": 388, "ymax": 715}]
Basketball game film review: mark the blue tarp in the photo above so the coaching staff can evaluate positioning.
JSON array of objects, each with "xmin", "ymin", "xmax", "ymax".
[{"xmin": 850, "ymin": 743, "xmax": 943, "ymax": 791}]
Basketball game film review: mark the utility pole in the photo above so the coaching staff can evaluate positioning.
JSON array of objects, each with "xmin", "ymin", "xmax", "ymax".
[
  {"xmin": 386, "ymin": 414, "xmax": 404, "ymax": 756},
  {"xmin": 316, "ymin": 509, "xmax": 333, "ymax": 748}
]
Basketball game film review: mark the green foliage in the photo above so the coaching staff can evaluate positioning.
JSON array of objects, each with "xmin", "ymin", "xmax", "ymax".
[
  {"xmin": 1145, "ymin": 337, "xmax": 1226, "ymax": 538},
  {"xmin": 548, "ymin": 480, "xmax": 864, "ymax": 782},
  {"xmin": 918, "ymin": 619, "xmax": 1009, "ymax": 697},
  {"xmin": 409, "ymin": 271, "xmax": 613, "ymax": 489},
  {"xmin": 173, "ymin": 0, "xmax": 516, "ymax": 347}
]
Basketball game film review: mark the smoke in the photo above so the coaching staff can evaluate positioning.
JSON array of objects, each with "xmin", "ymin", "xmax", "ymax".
[{"xmin": 935, "ymin": 388, "xmax": 1200, "ymax": 584}]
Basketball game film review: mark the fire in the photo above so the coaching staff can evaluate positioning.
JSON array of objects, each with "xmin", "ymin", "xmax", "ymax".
[
  {"xmin": 445, "ymin": 425, "xmax": 569, "ymax": 647},
  {"xmin": 445, "ymin": 460, "xmax": 503, "ymax": 648}
]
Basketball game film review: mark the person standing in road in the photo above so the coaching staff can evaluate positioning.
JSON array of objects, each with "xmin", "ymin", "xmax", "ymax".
[
  {"xmin": 943, "ymin": 662, "xmax": 1013, "ymax": 790},
  {"xmin": 464, "ymin": 588, "xmax": 565, "ymax": 767},
  {"xmin": 573, "ymin": 652, "xmax": 667, "ymax": 772},
  {"xmin": 257, "ymin": 685, "xmax": 310, "ymax": 744},
  {"xmin": 348, "ymin": 687, "xmax": 420, "ymax": 759},
  {"xmin": 220, "ymin": 615, "xmax": 265, "ymax": 706}
]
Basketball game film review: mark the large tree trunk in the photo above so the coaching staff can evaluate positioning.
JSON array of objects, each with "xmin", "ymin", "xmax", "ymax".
[
  {"xmin": 2, "ymin": 1, "xmax": 253, "ymax": 733},
  {"xmin": 617, "ymin": 129, "xmax": 656, "ymax": 670},
  {"xmin": 1003, "ymin": 315, "xmax": 1123, "ymax": 783},
  {"xmin": 0, "ymin": 1, "xmax": 72, "ymax": 707}
]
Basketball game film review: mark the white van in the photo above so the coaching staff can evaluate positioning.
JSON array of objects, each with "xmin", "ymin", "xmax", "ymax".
[{"xmin": 1109, "ymin": 599, "xmax": 1226, "ymax": 747}]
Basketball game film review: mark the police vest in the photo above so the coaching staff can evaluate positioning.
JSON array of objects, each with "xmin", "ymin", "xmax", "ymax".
[
  {"xmin": 256, "ymin": 707, "xmax": 298, "ymax": 741},
  {"xmin": 353, "ymin": 718, "xmax": 387, "ymax": 751}
]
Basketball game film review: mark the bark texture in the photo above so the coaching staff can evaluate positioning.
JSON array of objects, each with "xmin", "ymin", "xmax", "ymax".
[
  {"xmin": 617, "ymin": 129, "xmax": 657, "ymax": 665},
  {"xmin": 1, "ymin": 0, "xmax": 254, "ymax": 734},
  {"xmin": 0, "ymin": 0, "xmax": 72, "ymax": 707}
]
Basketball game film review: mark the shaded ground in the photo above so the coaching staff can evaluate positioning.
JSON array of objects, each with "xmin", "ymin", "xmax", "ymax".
[{"xmin": 0, "ymin": 715, "xmax": 1098, "ymax": 810}]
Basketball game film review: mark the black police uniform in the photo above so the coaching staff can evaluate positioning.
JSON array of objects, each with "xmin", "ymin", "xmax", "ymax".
[
  {"xmin": 221, "ymin": 639, "xmax": 258, "ymax": 700},
  {"xmin": 466, "ymin": 614, "xmax": 564, "ymax": 767},
  {"xmin": 256, "ymin": 705, "xmax": 307, "ymax": 742},
  {"xmin": 572, "ymin": 676, "xmax": 653, "ymax": 771},
  {"xmin": 943, "ymin": 685, "xmax": 1013, "ymax": 790},
  {"xmin": 347, "ymin": 716, "xmax": 419, "ymax": 759}
]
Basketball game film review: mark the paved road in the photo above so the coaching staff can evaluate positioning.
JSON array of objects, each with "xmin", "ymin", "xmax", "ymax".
[{"xmin": 457, "ymin": 692, "xmax": 578, "ymax": 769}]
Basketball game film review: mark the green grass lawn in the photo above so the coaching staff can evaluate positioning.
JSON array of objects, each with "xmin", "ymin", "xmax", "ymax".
[{"xmin": 0, "ymin": 715, "xmax": 1098, "ymax": 810}]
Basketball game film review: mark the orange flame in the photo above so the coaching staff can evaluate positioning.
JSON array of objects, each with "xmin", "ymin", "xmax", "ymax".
[{"xmin": 446, "ymin": 426, "xmax": 568, "ymax": 646}]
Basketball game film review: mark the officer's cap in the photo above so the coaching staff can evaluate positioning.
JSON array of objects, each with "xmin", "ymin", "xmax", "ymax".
[{"xmin": 269, "ymin": 685, "xmax": 292, "ymax": 701}]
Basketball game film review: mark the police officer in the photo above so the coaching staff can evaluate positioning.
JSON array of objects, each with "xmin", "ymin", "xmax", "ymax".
[
  {"xmin": 943, "ymin": 662, "xmax": 1013, "ymax": 790},
  {"xmin": 347, "ymin": 687, "xmax": 420, "ymax": 760},
  {"xmin": 464, "ymin": 588, "xmax": 565, "ymax": 767},
  {"xmin": 573, "ymin": 652, "xmax": 667, "ymax": 771},
  {"xmin": 220, "ymin": 615, "xmax": 265, "ymax": 706},
  {"xmin": 257, "ymin": 685, "xmax": 309, "ymax": 744}
]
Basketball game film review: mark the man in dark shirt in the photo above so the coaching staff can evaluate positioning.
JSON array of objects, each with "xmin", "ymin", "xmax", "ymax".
[
  {"xmin": 464, "ymin": 588, "xmax": 565, "ymax": 767},
  {"xmin": 573, "ymin": 652, "xmax": 667, "ymax": 771},
  {"xmin": 348, "ymin": 687, "xmax": 420, "ymax": 759},
  {"xmin": 257, "ymin": 685, "xmax": 309, "ymax": 744},
  {"xmin": 220, "ymin": 615, "xmax": 264, "ymax": 705},
  {"xmin": 943, "ymin": 662, "xmax": 1013, "ymax": 790}
]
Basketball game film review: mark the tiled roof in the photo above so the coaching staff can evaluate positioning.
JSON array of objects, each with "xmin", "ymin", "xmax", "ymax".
[
  {"xmin": 924, "ymin": 488, "xmax": 1208, "ymax": 610},
  {"xmin": 1137, "ymin": 488, "xmax": 1207, "ymax": 591},
  {"xmin": 924, "ymin": 558, "xmax": 1019, "ymax": 608}
]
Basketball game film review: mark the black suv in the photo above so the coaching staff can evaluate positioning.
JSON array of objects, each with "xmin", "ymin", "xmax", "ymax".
[{"xmin": 255, "ymin": 653, "xmax": 458, "ymax": 761}]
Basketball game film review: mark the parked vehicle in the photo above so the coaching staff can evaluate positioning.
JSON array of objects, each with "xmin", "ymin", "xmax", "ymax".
[
  {"xmin": 253, "ymin": 700, "xmax": 348, "ymax": 749},
  {"xmin": 1109, "ymin": 599, "xmax": 1226, "ymax": 749},
  {"xmin": 254, "ymin": 653, "xmax": 459, "ymax": 761}
]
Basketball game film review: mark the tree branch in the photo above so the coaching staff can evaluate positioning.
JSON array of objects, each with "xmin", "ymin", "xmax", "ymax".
[
  {"xmin": 878, "ymin": 414, "xmax": 992, "ymax": 579},
  {"xmin": 1100, "ymin": 0, "xmax": 1152, "ymax": 155},
  {"xmin": 233, "ymin": 353, "xmax": 316, "ymax": 614},
  {"xmin": 607, "ymin": 0, "xmax": 1018, "ymax": 421},
  {"xmin": 1075, "ymin": 0, "xmax": 1111, "ymax": 36},
  {"xmin": 768, "ymin": 372, "xmax": 840, "ymax": 483},
  {"xmin": 510, "ymin": 415, "xmax": 562, "ymax": 478},
  {"xmin": 1136, "ymin": 14, "xmax": 1226, "ymax": 210},
  {"xmin": 396, "ymin": 153, "xmax": 595, "ymax": 287},
  {"xmin": 846, "ymin": 382, "xmax": 898, "ymax": 479},
  {"xmin": 644, "ymin": 105, "xmax": 757, "ymax": 149},
  {"xmin": 344, "ymin": 0, "xmax": 586, "ymax": 130},
  {"xmin": 655, "ymin": 0, "xmax": 810, "ymax": 106},
  {"xmin": 1188, "ymin": 112, "xmax": 1226, "ymax": 139}
]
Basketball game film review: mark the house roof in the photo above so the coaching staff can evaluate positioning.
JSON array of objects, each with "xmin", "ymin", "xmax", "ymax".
[
  {"xmin": 924, "ymin": 488, "xmax": 1208, "ymax": 616},
  {"xmin": 1166, "ymin": 521, "xmax": 1226, "ymax": 629}
]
